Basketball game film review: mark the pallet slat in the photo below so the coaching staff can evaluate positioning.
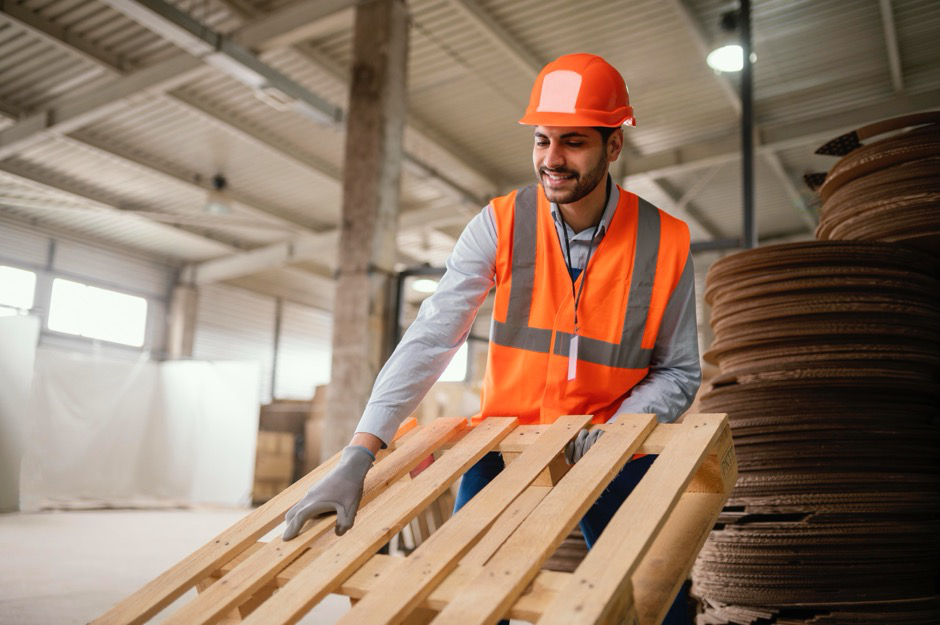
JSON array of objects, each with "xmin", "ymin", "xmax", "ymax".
[
  {"xmin": 339, "ymin": 414, "xmax": 595, "ymax": 625},
  {"xmin": 162, "ymin": 416, "xmax": 466, "ymax": 625},
  {"xmin": 89, "ymin": 451, "xmax": 344, "ymax": 625},
  {"xmin": 240, "ymin": 417, "xmax": 516, "ymax": 625},
  {"xmin": 539, "ymin": 414, "xmax": 732, "ymax": 625},
  {"xmin": 97, "ymin": 414, "xmax": 735, "ymax": 625},
  {"xmin": 431, "ymin": 415, "xmax": 658, "ymax": 624}
]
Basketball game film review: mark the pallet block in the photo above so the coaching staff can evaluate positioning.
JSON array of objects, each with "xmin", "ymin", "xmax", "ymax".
[{"xmin": 92, "ymin": 413, "xmax": 736, "ymax": 625}]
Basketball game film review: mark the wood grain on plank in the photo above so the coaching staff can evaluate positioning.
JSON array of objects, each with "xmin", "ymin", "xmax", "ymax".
[
  {"xmin": 538, "ymin": 414, "xmax": 729, "ymax": 625},
  {"xmin": 239, "ymin": 417, "xmax": 516, "ymax": 625},
  {"xmin": 338, "ymin": 414, "xmax": 593, "ymax": 625},
  {"xmin": 90, "ymin": 452, "xmax": 341, "ymax": 625},
  {"xmin": 460, "ymin": 484, "xmax": 550, "ymax": 567},
  {"xmin": 91, "ymin": 417, "xmax": 420, "ymax": 625},
  {"xmin": 158, "ymin": 417, "xmax": 466, "ymax": 625},
  {"xmin": 633, "ymin": 492, "xmax": 724, "ymax": 625},
  {"xmin": 430, "ymin": 414, "xmax": 657, "ymax": 625}
]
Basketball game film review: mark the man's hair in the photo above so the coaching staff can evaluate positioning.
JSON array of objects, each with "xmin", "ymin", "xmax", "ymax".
[{"xmin": 595, "ymin": 126, "xmax": 620, "ymax": 145}]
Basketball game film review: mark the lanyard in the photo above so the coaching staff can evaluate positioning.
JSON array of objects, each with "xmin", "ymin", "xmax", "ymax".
[
  {"xmin": 560, "ymin": 218, "xmax": 601, "ymax": 334},
  {"xmin": 557, "ymin": 180, "xmax": 610, "ymax": 381},
  {"xmin": 558, "ymin": 178, "xmax": 610, "ymax": 333}
]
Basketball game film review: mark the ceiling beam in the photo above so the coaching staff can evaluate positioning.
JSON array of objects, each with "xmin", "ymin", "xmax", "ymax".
[
  {"xmin": 879, "ymin": 0, "xmax": 904, "ymax": 93},
  {"xmin": 0, "ymin": 4, "xmax": 340, "ymax": 230},
  {"xmin": 0, "ymin": 0, "xmax": 496, "ymax": 210},
  {"xmin": 273, "ymin": 40, "xmax": 497, "ymax": 204},
  {"xmin": 665, "ymin": 0, "xmax": 742, "ymax": 114},
  {"xmin": 444, "ymin": 0, "xmax": 541, "ymax": 82},
  {"xmin": 183, "ymin": 236, "xmax": 332, "ymax": 285},
  {"xmin": 125, "ymin": 0, "xmax": 496, "ymax": 205},
  {"xmin": 236, "ymin": 8, "xmax": 499, "ymax": 201},
  {"xmin": 0, "ymin": 0, "xmax": 130, "ymax": 72},
  {"xmin": 0, "ymin": 53, "xmax": 207, "ymax": 160},
  {"xmin": 0, "ymin": 3, "xmax": 453, "ymax": 260},
  {"xmin": 0, "ymin": 159, "xmax": 234, "ymax": 254},
  {"xmin": 69, "ymin": 129, "xmax": 325, "ymax": 232},
  {"xmin": 621, "ymin": 87, "xmax": 940, "ymax": 182},
  {"xmin": 761, "ymin": 150, "xmax": 817, "ymax": 232},
  {"xmin": 626, "ymin": 174, "xmax": 721, "ymax": 242},
  {"xmin": 168, "ymin": 89, "xmax": 342, "ymax": 183},
  {"xmin": 99, "ymin": 0, "xmax": 343, "ymax": 125},
  {"xmin": 0, "ymin": 158, "xmax": 337, "ymax": 308},
  {"xmin": 185, "ymin": 202, "xmax": 472, "ymax": 284},
  {"xmin": 0, "ymin": 0, "xmax": 354, "ymax": 161},
  {"xmin": 232, "ymin": 0, "xmax": 356, "ymax": 51},
  {"xmin": 0, "ymin": 7, "xmax": 339, "ymax": 240},
  {"xmin": 225, "ymin": 268, "xmax": 334, "ymax": 311}
]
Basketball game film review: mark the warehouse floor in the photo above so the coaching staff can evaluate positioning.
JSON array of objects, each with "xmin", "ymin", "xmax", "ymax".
[{"xmin": 0, "ymin": 508, "xmax": 351, "ymax": 624}]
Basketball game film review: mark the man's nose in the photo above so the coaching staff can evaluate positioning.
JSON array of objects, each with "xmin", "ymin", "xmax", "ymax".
[{"xmin": 543, "ymin": 144, "xmax": 565, "ymax": 169}]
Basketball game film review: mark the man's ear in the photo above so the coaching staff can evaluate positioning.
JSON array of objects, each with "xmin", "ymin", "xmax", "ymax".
[{"xmin": 608, "ymin": 128, "xmax": 624, "ymax": 162}]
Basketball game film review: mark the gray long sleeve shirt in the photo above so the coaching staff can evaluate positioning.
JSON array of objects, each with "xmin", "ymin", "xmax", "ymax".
[{"xmin": 357, "ymin": 181, "xmax": 702, "ymax": 446}]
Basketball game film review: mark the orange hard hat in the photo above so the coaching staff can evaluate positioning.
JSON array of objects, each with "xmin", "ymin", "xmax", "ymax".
[{"xmin": 519, "ymin": 53, "xmax": 635, "ymax": 128}]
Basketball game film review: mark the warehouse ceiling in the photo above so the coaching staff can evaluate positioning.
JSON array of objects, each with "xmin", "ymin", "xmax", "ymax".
[{"xmin": 0, "ymin": 0, "xmax": 939, "ymax": 313}]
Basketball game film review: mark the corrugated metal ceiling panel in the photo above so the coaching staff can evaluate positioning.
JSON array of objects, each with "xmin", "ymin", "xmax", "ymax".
[
  {"xmin": 0, "ymin": 20, "xmax": 104, "ymax": 110},
  {"xmin": 662, "ymin": 158, "xmax": 811, "ymax": 240},
  {"xmin": 0, "ymin": 170, "xmax": 231, "ymax": 262},
  {"xmin": 18, "ymin": 0, "xmax": 241, "ymax": 66},
  {"xmin": 895, "ymin": 0, "xmax": 940, "ymax": 92},
  {"xmin": 397, "ymin": 227, "xmax": 458, "ymax": 268},
  {"xmin": 10, "ymin": 135, "xmax": 291, "ymax": 248},
  {"xmin": 1, "ymin": 0, "xmax": 937, "ymax": 288},
  {"xmin": 76, "ymin": 91, "xmax": 340, "ymax": 231}
]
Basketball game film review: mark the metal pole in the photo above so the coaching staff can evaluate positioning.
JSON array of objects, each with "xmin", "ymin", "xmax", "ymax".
[{"xmin": 741, "ymin": 0, "xmax": 757, "ymax": 248}]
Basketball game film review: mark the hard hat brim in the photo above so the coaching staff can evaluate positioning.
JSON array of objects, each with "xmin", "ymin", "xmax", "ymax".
[{"xmin": 518, "ymin": 106, "xmax": 635, "ymax": 128}]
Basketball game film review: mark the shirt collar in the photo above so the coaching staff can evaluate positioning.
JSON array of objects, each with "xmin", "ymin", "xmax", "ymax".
[{"xmin": 550, "ymin": 175, "xmax": 619, "ymax": 240}]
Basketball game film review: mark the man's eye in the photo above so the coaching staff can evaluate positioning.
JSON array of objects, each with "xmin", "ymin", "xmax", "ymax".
[
  {"xmin": 535, "ymin": 140, "xmax": 549, "ymax": 147},
  {"xmin": 567, "ymin": 142, "xmax": 582, "ymax": 147}
]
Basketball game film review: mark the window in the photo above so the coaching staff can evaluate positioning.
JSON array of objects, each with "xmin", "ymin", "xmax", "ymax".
[
  {"xmin": 0, "ymin": 265, "xmax": 37, "ymax": 316},
  {"xmin": 439, "ymin": 342, "xmax": 468, "ymax": 382},
  {"xmin": 47, "ymin": 278, "xmax": 148, "ymax": 347}
]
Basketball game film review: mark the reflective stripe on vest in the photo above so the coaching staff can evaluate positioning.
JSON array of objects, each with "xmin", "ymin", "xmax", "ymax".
[{"xmin": 490, "ymin": 184, "xmax": 660, "ymax": 369}]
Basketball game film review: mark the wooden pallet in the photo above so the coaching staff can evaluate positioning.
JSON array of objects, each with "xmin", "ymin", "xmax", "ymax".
[{"xmin": 92, "ymin": 412, "xmax": 736, "ymax": 625}]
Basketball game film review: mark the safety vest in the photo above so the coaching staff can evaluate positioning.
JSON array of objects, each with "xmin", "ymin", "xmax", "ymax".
[{"xmin": 476, "ymin": 183, "xmax": 690, "ymax": 425}]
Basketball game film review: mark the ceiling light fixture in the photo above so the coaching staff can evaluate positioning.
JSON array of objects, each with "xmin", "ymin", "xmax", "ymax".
[
  {"xmin": 706, "ymin": 9, "xmax": 755, "ymax": 73},
  {"xmin": 204, "ymin": 174, "xmax": 233, "ymax": 215}
]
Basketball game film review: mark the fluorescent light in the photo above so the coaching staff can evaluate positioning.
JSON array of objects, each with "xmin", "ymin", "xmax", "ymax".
[
  {"xmin": 707, "ymin": 44, "xmax": 744, "ymax": 72},
  {"xmin": 412, "ymin": 278, "xmax": 439, "ymax": 293}
]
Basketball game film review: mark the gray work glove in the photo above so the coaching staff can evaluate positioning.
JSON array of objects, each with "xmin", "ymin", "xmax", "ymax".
[
  {"xmin": 282, "ymin": 445, "xmax": 374, "ymax": 540},
  {"xmin": 564, "ymin": 428, "xmax": 604, "ymax": 465}
]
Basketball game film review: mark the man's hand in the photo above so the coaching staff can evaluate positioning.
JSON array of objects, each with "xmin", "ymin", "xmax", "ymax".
[
  {"xmin": 564, "ymin": 428, "xmax": 604, "ymax": 465},
  {"xmin": 283, "ymin": 445, "xmax": 374, "ymax": 540}
]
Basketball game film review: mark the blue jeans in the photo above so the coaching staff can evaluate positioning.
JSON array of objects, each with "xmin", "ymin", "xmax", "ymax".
[{"xmin": 453, "ymin": 452, "xmax": 692, "ymax": 625}]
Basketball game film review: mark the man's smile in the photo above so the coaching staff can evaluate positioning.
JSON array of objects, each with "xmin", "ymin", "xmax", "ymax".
[{"xmin": 541, "ymin": 169, "xmax": 577, "ymax": 188}]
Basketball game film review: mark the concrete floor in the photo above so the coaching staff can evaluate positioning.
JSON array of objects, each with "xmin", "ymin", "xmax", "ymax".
[{"xmin": 0, "ymin": 508, "xmax": 350, "ymax": 624}]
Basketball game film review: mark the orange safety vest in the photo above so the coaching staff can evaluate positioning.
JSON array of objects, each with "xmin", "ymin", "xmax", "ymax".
[{"xmin": 475, "ymin": 183, "xmax": 690, "ymax": 426}]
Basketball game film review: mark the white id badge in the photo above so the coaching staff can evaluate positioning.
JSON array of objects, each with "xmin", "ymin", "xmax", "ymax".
[{"xmin": 567, "ymin": 334, "xmax": 579, "ymax": 381}]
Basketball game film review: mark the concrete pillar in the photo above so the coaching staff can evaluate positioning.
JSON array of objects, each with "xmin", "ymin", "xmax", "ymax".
[
  {"xmin": 166, "ymin": 284, "xmax": 198, "ymax": 359},
  {"xmin": 323, "ymin": 0, "xmax": 409, "ymax": 456}
]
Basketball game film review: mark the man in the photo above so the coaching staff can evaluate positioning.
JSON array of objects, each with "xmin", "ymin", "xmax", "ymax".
[{"xmin": 284, "ymin": 53, "xmax": 700, "ymax": 624}]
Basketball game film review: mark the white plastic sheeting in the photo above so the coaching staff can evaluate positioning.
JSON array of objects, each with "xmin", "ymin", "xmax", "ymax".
[
  {"xmin": 17, "ymin": 349, "xmax": 260, "ymax": 511},
  {"xmin": 0, "ymin": 315, "xmax": 41, "ymax": 512}
]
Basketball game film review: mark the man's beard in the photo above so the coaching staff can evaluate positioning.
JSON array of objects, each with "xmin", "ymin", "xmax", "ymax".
[{"xmin": 537, "ymin": 151, "xmax": 608, "ymax": 205}]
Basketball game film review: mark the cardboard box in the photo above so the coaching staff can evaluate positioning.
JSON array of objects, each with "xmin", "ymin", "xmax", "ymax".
[{"xmin": 253, "ymin": 431, "xmax": 296, "ymax": 503}]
